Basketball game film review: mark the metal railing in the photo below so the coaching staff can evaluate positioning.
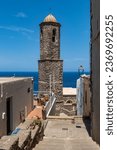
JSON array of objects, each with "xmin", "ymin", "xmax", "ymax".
[
  {"xmin": 33, "ymin": 91, "xmax": 56, "ymax": 117},
  {"xmin": 45, "ymin": 92, "xmax": 56, "ymax": 117}
]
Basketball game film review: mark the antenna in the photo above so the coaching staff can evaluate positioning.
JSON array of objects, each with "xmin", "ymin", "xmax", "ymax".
[{"xmin": 49, "ymin": 8, "xmax": 52, "ymax": 14}]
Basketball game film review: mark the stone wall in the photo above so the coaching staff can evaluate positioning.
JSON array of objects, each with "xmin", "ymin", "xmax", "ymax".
[
  {"xmin": 39, "ymin": 21, "xmax": 63, "ymax": 102},
  {"xmin": 90, "ymin": 0, "xmax": 100, "ymax": 144},
  {"xmin": 56, "ymin": 95, "xmax": 77, "ymax": 116},
  {"xmin": 39, "ymin": 60, "xmax": 63, "ymax": 101},
  {"xmin": 0, "ymin": 119, "xmax": 45, "ymax": 150},
  {"xmin": 0, "ymin": 78, "xmax": 33, "ymax": 137},
  {"xmin": 81, "ymin": 76, "xmax": 91, "ymax": 117},
  {"xmin": 40, "ymin": 22, "xmax": 61, "ymax": 60}
]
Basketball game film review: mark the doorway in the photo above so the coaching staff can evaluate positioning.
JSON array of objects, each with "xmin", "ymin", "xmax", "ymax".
[{"xmin": 6, "ymin": 97, "xmax": 12, "ymax": 135}]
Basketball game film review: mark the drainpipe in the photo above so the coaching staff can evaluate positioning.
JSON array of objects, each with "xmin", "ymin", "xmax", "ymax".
[{"xmin": 49, "ymin": 74, "xmax": 52, "ymax": 105}]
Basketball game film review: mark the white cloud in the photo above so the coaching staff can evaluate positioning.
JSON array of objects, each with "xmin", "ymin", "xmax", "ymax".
[
  {"xmin": 0, "ymin": 26, "xmax": 34, "ymax": 33},
  {"xmin": 15, "ymin": 12, "xmax": 27, "ymax": 18}
]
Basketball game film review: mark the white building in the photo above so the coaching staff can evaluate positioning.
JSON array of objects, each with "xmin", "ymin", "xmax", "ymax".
[
  {"xmin": 76, "ymin": 77, "xmax": 84, "ymax": 116},
  {"xmin": 0, "ymin": 78, "xmax": 33, "ymax": 137},
  {"xmin": 76, "ymin": 74, "xmax": 91, "ymax": 117}
]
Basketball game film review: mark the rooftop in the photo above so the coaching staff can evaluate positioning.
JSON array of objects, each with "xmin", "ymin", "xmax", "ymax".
[
  {"xmin": 81, "ymin": 74, "xmax": 90, "ymax": 79},
  {"xmin": 63, "ymin": 87, "xmax": 76, "ymax": 96},
  {"xmin": 0, "ymin": 77, "xmax": 32, "ymax": 84},
  {"xmin": 44, "ymin": 14, "xmax": 57, "ymax": 23}
]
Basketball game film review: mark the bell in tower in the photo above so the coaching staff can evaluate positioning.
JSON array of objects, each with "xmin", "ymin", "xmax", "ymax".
[{"xmin": 38, "ymin": 14, "xmax": 63, "ymax": 101}]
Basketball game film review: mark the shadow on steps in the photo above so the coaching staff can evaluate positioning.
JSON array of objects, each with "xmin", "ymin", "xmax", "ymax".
[{"xmin": 83, "ymin": 117, "xmax": 91, "ymax": 137}]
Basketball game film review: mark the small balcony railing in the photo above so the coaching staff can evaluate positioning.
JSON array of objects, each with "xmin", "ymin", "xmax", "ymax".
[{"xmin": 33, "ymin": 91, "xmax": 56, "ymax": 117}]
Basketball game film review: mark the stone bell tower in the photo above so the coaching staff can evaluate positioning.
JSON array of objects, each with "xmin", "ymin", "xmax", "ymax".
[{"xmin": 38, "ymin": 14, "xmax": 63, "ymax": 101}]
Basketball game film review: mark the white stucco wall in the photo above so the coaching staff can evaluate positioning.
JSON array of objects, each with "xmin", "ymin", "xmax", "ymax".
[
  {"xmin": 0, "ymin": 78, "xmax": 33, "ymax": 137},
  {"xmin": 76, "ymin": 78, "xmax": 84, "ymax": 116}
]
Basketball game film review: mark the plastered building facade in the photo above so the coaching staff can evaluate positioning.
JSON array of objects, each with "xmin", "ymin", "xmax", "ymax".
[
  {"xmin": 0, "ymin": 78, "xmax": 33, "ymax": 137},
  {"xmin": 76, "ymin": 75, "xmax": 91, "ymax": 117},
  {"xmin": 82, "ymin": 75, "xmax": 91, "ymax": 117},
  {"xmin": 90, "ymin": 0, "xmax": 100, "ymax": 144}
]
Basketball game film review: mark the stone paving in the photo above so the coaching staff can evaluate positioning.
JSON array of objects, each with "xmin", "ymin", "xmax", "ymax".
[{"xmin": 33, "ymin": 118, "xmax": 99, "ymax": 150}]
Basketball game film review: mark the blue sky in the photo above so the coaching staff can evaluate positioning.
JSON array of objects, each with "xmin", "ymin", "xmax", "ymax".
[{"xmin": 0, "ymin": 0, "xmax": 90, "ymax": 72}]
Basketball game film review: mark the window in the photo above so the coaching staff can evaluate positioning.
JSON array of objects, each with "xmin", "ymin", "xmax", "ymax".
[
  {"xmin": 53, "ymin": 29, "xmax": 56, "ymax": 36},
  {"xmin": 27, "ymin": 88, "xmax": 31, "ymax": 93},
  {"xmin": 41, "ymin": 29, "xmax": 43, "ymax": 38},
  {"xmin": 52, "ymin": 28, "xmax": 56, "ymax": 42},
  {"xmin": 52, "ymin": 36, "xmax": 55, "ymax": 42}
]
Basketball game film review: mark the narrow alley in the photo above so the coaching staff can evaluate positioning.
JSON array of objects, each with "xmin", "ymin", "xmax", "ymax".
[{"xmin": 33, "ymin": 117, "xmax": 99, "ymax": 150}]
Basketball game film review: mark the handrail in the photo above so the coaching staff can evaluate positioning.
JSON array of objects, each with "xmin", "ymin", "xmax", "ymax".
[
  {"xmin": 45, "ymin": 92, "xmax": 56, "ymax": 117},
  {"xmin": 33, "ymin": 91, "xmax": 56, "ymax": 117}
]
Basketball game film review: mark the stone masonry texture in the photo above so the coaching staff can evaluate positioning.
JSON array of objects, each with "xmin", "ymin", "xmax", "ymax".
[
  {"xmin": 90, "ymin": 0, "xmax": 100, "ymax": 144},
  {"xmin": 40, "ymin": 22, "xmax": 61, "ymax": 60},
  {"xmin": 39, "ymin": 21, "xmax": 63, "ymax": 101},
  {"xmin": 0, "ymin": 119, "xmax": 45, "ymax": 150}
]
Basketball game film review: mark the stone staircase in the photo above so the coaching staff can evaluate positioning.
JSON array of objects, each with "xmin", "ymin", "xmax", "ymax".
[{"xmin": 33, "ymin": 118, "xmax": 99, "ymax": 150}]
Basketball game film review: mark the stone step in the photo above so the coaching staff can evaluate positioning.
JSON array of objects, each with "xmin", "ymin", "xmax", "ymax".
[
  {"xmin": 38, "ymin": 143, "xmax": 99, "ymax": 148},
  {"xmin": 34, "ymin": 140, "xmax": 99, "ymax": 150},
  {"xmin": 43, "ymin": 137, "xmax": 93, "ymax": 140},
  {"xmin": 39, "ymin": 140, "xmax": 96, "ymax": 144},
  {"xmin": 41, "ymin": 139, "xmax": 95, "ymax": 144},
  {"xmin": 71, "ymin": 148, "xmax": 99, "ymax": 150},
  {"xmin": 38, "ymin": 140, "xmax": 99, "ymax": 147},
  {"xmin": 34, "ymin": 144, "xmax": 99, "ymax": 150},
  {"xmin": 34, "ymin": 146, "xmax": 63, "ymax": 150},
  {"xmin": 43, "ymin": 136, "xmax": 92, "ymax": 139},
  {"xmin": 33, "ymin": 119, "xmax": 100, "ymax": 150}
]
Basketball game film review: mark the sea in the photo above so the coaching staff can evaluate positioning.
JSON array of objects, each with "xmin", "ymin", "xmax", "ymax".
[{"xmin": 0, "ymin": 72, "xmax": 90, "ymax": 92}]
